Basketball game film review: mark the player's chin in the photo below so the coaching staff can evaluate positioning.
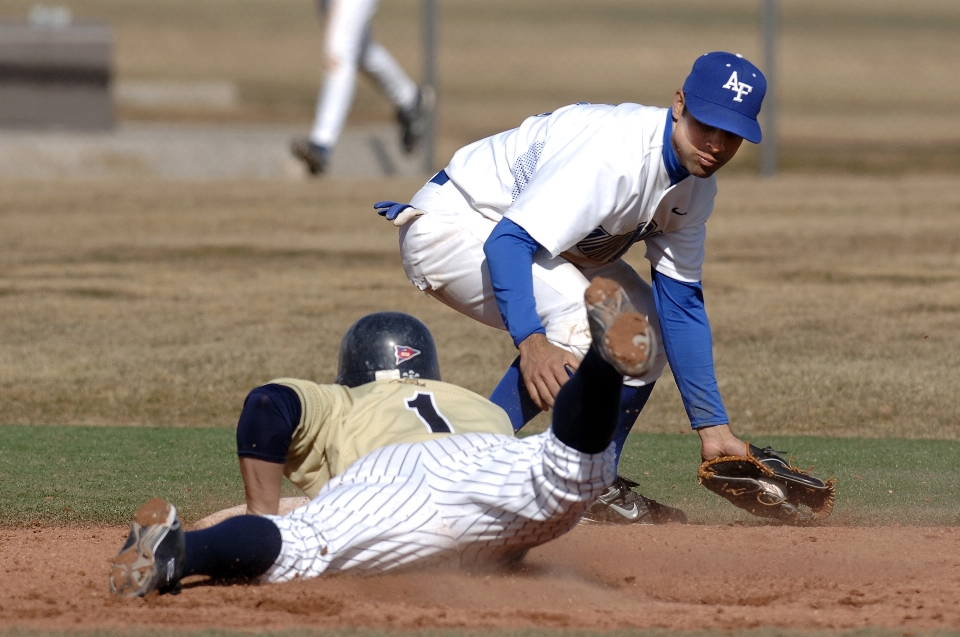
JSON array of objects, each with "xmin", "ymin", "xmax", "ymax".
[
  {"xmin": 694, "ymin": 157, "xmax": 727, "ymax": 178},
  {"xmin": 687, "ymin": 164, "xmax": 715, "ymax": 179}
]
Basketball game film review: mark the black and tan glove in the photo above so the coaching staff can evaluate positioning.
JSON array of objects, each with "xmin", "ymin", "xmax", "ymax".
[{"xmin": 698, "ymin": 444, "xmax": 835, "ymax": 525}]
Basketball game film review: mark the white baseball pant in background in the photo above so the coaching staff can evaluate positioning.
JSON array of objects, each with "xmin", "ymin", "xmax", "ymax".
[{"xmin": 310, "ymin": 0, "xmax": 419, "ymax": 149}]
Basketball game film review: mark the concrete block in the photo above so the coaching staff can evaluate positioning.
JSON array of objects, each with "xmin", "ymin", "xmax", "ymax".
[{"xmin": 0, "ymin": 21, "xmax": 113, "ymax": 130}]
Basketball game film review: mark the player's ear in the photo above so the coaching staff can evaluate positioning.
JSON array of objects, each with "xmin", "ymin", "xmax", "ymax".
[{"xmin": 672, "ymin": 90, "xmax": 685, "ymax": 122}]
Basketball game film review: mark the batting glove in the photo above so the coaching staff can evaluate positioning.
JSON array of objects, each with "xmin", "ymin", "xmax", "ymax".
[
  {"xmin": 374, "ymin": 201, "xmax": 411, "ymax": 220},
  {"xmin": 374, "ymin": 200, "xmax": 425, "ymax": 227}
]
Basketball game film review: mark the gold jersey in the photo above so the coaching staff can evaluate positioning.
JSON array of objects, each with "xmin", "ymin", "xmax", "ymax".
[{"xmin": 270, "ymin": 377, "xmax": 514, "ymax": 498}]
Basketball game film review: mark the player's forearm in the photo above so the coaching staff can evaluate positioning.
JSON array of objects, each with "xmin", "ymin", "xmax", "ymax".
[
  {"xmin": 483, "ymin": 218, "xmax": 545, "ymax": 346},
  {"xmin": 651, "ymin": 268, "xmax": 729, "ymax": 428},
  {"xmin": 239, "ymin": 457, "xmax": 285, "ymax": 516},
  {"xmin": 235, "ymin": 384, "xmax": 302, "ymax": 514}
]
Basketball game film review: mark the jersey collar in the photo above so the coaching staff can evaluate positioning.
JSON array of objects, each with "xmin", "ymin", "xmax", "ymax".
[{"xmin": 662, "ymin": 109, "xmax": 690, "ymax": 186}]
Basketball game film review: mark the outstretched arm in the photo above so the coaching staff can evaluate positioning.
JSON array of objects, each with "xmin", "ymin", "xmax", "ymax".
[{"xmin": 650, "ymin": 269, "xmax": 747, "ymax": 459}]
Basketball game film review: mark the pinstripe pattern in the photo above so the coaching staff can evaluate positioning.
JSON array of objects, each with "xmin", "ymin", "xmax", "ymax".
[
  {"xmin": 263, "ymin": 430, "xmax": 614, "ymax": 582},
  {"xmin": 274, "ymin": 379, "xmax": 513, "ymax": 499}
]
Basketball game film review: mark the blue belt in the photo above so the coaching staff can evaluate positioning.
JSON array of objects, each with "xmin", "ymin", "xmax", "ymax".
[{"xmin": 429, "ymin": 169, "xmax": 449, "ymax": 186}]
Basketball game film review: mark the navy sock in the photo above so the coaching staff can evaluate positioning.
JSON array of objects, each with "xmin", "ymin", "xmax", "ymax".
[
  {"xmin": 612, "ymin": 382, "xmax": 655, "ymax": 466},
  {"xmin": 489, "ymin": 356, "xmax": 542, "ymax": 431},
  {"xmin": 184, "ymin": 515, "xmax": 282, "ymax": 580},
  {"xmin": 550, "ymin": 346, "xmax": 623, "ymax": 454}
]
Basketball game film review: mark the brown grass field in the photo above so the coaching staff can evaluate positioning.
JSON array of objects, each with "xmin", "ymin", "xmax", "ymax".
[
  {"xmin": 1, "ymin": 0, "xmax": 959, "ymax": 633},
  {"xmin": 2, "ymin": 0, "xmax": 959, "ymax": 169},
  {"xmin": 1, "ymin": 174, "xmax": 958, "ymax": 439}
]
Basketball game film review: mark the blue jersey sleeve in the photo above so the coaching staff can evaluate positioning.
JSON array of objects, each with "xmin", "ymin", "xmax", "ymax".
[
  {"xmin": 483, "ymin": 218, "xmax": 546, "ymax": 347},
  {"xmin": 651, "ymin": 269, "xmax": 729, "ymax": 429}
]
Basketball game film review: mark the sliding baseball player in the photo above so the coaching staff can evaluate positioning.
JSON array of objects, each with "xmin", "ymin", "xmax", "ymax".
[{"xmin": 109, "ymin": 278, "xmax": 658, "ymax": 596}]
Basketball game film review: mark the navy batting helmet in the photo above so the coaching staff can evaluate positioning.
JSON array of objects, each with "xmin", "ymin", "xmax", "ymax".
[{"xmin": 335, "ymin": 311, "xmax": 441, "ymax": 387}]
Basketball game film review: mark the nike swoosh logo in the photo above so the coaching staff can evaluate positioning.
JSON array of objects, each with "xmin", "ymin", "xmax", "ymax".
[
  {"xmin": 605, "ymin": 501, "xmax": 641, "ymax": 520},
  {"xmin": 671, "ymin": 207, "xmax": 687, "ymax": 216}
]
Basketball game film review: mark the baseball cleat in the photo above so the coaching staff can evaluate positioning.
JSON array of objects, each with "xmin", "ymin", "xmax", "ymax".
[
  {"xmin": 580, "ymin": 476, "xmax": 688, "ymax": 525},
  {"xmin": 291, "ymin": 139, "xmax": 329, "ymax": 176},
  {"xmin": 109, "ymin": 498, "xmax": 185, "ymax": 598},
  {"xmin": 397, "ymin": 85, "xmax": 435, "ymax": 154},
  {"xmin": 584, "ymin": 277, "xmax": 657, "ymax": 377}
]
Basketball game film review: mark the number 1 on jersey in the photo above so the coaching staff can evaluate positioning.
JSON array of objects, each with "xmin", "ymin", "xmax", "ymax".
[{"xmin": 405, "ymin": 392, "xmax": 454, "ymax": 434}]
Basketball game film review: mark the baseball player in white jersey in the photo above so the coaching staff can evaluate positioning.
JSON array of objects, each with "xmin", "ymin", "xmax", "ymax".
[
  {"xmin": 291, "ymin": 0, "xmax": 434, "ymax": 175},
  {"xmin": 109, "ymin": 278, "xmax": 660, "ymax": 597},
  {"xmin": 374, "ymin": 52, "xmax": 767, "ymax": 524}
]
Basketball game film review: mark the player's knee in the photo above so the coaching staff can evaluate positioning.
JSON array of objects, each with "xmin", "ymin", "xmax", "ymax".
[
  {"xmin": 236, "ymin": 385, "xmax": 303, "ymax": 463},
  {"xmin": 323, "ymin": 54, "xmax": 342, "ymax": 73},
  {"xmin": 324, "ymin": 44, "xmax": 362, "ymax": 72},
  {"xmin": 543, "ymin": 316, "xmax": 591, "ymax": 359}
]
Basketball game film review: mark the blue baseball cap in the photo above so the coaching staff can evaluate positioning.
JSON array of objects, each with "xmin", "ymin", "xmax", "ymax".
[{"xmin": 682, "ymin": 52, "xmax": 766, "ymax": 144}]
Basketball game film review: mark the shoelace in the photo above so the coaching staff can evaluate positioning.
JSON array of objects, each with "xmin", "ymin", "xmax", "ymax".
[{"xmin": 611, "ymin": 477, "xmax": 641, "ymax": 505}]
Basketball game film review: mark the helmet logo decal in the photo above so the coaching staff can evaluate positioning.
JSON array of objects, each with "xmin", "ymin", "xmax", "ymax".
[{"xmin": 394, "ymin": 345, "xmax": 421, "ymax": 365}]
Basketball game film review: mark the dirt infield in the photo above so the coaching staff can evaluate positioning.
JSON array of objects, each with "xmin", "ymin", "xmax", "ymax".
[{"xmin": 2, "ymin": 524, "xmax": 958, "ymax": 632}]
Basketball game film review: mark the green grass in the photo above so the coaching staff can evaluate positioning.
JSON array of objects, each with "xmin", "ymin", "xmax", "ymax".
[
  {"xmin": 0, "ymin": 424, "xmax": 297, "ymax": 527},
  {"xmin": 0, "ymin": 425, "xmax": 242, "ymax": 526},
  {"xmin": 616, "ymin": 434, "xmax": 960, "ymax": 526},
  {"xmin": 1, "ymin": 425, "xmax": 958, "ymax": 527}
]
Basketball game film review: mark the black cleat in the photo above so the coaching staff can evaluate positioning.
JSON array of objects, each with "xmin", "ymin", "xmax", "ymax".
[
  {"xmin": 584, "ymin": 277, "xmax": 657, "ymax": 377},
  {"xmin": 109, "ymin": 498, "xmax": 185, "ymax": 598},
  {"xmin": 580, "ymin": 476, "xmax": 688, "ymax": 525},
  {"xmin": 291, "ymin": 139, "xmax": 329, "ymax": 175},
  {"xmin": 396, "ymin": 86, "xmax": 435, "ymax": 154}
]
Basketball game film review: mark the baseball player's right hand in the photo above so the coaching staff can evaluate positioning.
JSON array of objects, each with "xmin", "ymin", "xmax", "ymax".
[{"xmin": 518, "ymin": 333, "xmax": 581, "ymax": 410}]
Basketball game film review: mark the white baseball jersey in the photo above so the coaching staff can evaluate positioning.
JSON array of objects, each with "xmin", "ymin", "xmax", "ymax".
[
  {"xmin": 445, "ymin": 102, "xmax": 718, "ymax": 283},
  {"xmin": 263, "ymin": 430, "xmax": 614, "ymax": 581},
  {"xmin": 396, "ymin": 102, "xmax": 716, "ymax": 384}
]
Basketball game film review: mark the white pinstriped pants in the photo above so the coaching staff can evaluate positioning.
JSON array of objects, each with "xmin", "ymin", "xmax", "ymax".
[{"xmin": 262, "ymin": 431, "xmax": 615, "ymax": 581}]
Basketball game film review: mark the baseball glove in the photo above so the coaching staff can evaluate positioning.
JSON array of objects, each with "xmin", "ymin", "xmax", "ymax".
[{"xmin": 698, "ymin": 444, "xmax": 835, "ymax": 525}]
